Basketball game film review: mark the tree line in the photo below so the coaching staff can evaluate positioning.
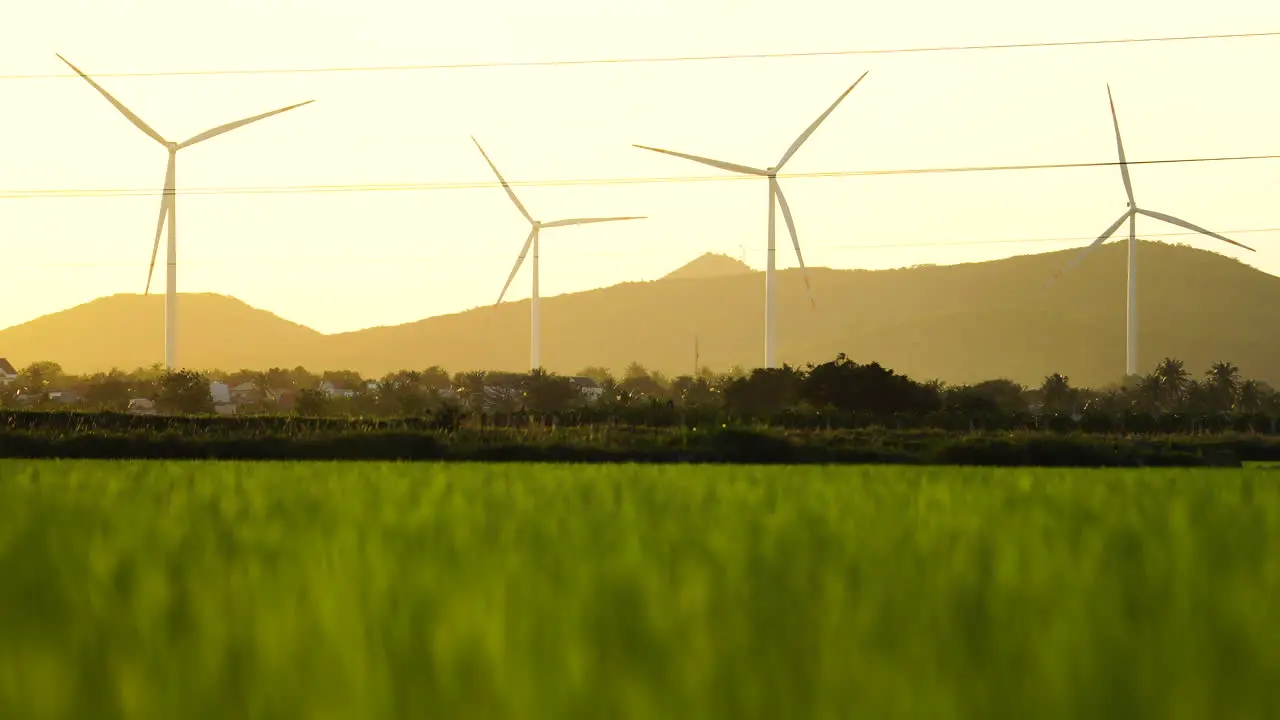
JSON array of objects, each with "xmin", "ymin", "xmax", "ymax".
[{"xmin": 3, "ymin": 355, "xmax": 1279, "ymax": 432}]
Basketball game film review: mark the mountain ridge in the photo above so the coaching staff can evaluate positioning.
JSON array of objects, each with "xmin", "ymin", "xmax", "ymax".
[
  {"xmin": 2, "ymin": 242, "xmax": 1276, "ymax": 388},
  {"xmin": 663, "ymin": 252, "xmax": 754, "ymax": 281}
]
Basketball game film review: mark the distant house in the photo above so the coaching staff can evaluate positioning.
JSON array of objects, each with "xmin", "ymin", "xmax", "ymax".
[
  {"xmin": 128, "ymin": 398, "xmax": 157, "ymax": 415},
  {"xmin": 214, "ymin": 403, "xmax": 237, "ymax": 416},
  {"xmin": 568, "ymin": 377, "xmax": 604, "ymax": 404},
  {"xmin": 210, "ymin": 381, "xmax": 232, "ymax": 405},
  {"xmin": 319, "ymin": 380, "xmax": 356, "ymax": 399},
  {"xmin": 48, "ymin": 390, "xmax": 84, "ymax": 407},
  {"xmin": 230, "ymin": 381, "xmax": 259, "ymax": 403},
  {"xmin": 13, "ymin": 391, "xmax": 43, "ymax": 408},
  {"xmin": 482, "ymin": 384, "xmax": 524, "ymax": 412},
  {"xmin": 0, "ymin": 358, "xmax": 17, "ymax": 387}
]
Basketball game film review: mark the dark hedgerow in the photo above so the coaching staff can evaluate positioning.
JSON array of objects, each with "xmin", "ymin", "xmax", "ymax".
[{"xmin": 1, "ymin": 410, "xmax": 1277, "ymax": 466}]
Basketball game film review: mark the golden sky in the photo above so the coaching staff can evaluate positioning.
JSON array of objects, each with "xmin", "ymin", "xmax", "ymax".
[{"xmin": 2, "ymin": 0, "xmax": 1278, "ymax": 334}]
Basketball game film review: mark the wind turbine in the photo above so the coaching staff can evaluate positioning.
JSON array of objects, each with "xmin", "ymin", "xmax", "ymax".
[
  {"xmin": 472, "ymin": 137, "xmax": 643, "ymax": 371},
  {"xmin": 58, "ymin": 54, "xmax": 312, "ymax": 370},
  {"xmin": 1052, "ymin": 85, "xmax": 1254, "ymax": 378},
  {"xmin": 634, "ymin": 72, "xmax": 869, "ymax": 369}
]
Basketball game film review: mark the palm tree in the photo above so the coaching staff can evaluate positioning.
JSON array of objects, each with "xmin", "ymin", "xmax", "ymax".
[
  {"xmin": 457, "ymin": 371, "xmax": 488, "ymax": 412},
  {"xmin": 597, "ymin": 375, "xmax": 629, "ymax": 408},
  {"xmin": 1237, "ymin": 380, "xmax": 1264, "ymax": 415},
  {"xmin": 649, "ymin": 370, "xmax": 671, "ymax": 393},
  {"xmin": 1039, "ymin": 373, "xmax": 1074, "ymax": 415},
  {"xmin": 1205, "ymin": 361, "xmax": 1240, "ymax": 414},
  {"xmin": 924, "ymin": 379, "xmax": 947, "ymax": 408},
  {"xmin": 1133, "ymin": 373, "xmax": 1163, "ymax": 415},
  {"xmin": 1207, "ymin": 361, "xmax": 1240, "ymax": 388},
  {"xmin": 1084, "ymin": 389, "xmax": 1126, "ymax": 416},
  {"xmin": 1154, "ymin": 358, "xmax": 1191, "ymax": 409},
  {"xmin": 577, "ymin": 366, "xmax": 614, "ymax": 385},
  {"xmin": 623, "ymin": 362, "xmax": 649, "ymax": 382},
  {"xmin": 1181, "ymin": 380, "xmax": 1214, "ymax": 417}
]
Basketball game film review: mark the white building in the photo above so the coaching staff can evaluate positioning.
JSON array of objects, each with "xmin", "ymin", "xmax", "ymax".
[
  {"xmin": 127, "ymin": 398, "xmax": 157, "ymax": 415},
  {"xmin": 319, "ymin": 380, "xmax": 357, "ymax": 399},
  {"xmin": 210, "ymin": 381, "xmax": 232, "ymax": 405},
  {"xmin": 569, "ymin": 377, "xmax": 605, "ymax": 404}
]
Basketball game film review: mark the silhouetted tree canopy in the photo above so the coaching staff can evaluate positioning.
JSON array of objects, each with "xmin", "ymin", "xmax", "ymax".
[
  {"xmin": 724, "ymin": 366, "xmax": 804, "ymax": 416},
  {"xmin": 155, "ymin": 370, "xmax": 213, "ymax": 415},
  {"xmin": 801, "ymin": 354, "xmax": 940, "ymax": 415}
]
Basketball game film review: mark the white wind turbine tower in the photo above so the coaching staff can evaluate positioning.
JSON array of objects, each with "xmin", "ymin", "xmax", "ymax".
[
  {"xmin": 58, "ymin": 54, "xmax": 312, "ymax": 370},
  {"xmin": 634, "ymin": 72, "xmax": 869, "ymax": 369},
  {"xmin": 1052, "ymin": 85, "xmax": 1254, "ymax": 379},
  {"xmin": 472, "ymin": 137, "xmax": 644, "ymax": 371}
]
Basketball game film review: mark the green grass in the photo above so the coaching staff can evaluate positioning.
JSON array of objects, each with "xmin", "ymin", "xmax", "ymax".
[{"xmin": 1, "ymin": 462, "xmax": 1278, "ymax": 719}]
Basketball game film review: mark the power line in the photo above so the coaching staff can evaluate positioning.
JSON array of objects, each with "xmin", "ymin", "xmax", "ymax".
[
  {"xmin": 3, "ymin": 152, "xmax": 1279, "ymax": 200},
  {"xmin": 9, "ymin": 229, "xmax": 1275, "ymax": 269},
  {"xmin": 5, "ymin": 30, "xmax": 1278, "ymax": 80}
]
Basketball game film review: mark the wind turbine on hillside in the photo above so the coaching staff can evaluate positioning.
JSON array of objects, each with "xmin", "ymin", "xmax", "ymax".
[
  {"xmin": 58, "ymin": 54, "xmax": 312, "ymax": 370},
  {"xmin": 1052, "ymin": 85, "xmax": 1254, "ymax": 378},
  {"xmin": 633, "ymin": 71, "xmax": 869, "ymax": 369},
  {"xmin": 472, "ymin": 137, "xmax": 644, "ymax": 371}
]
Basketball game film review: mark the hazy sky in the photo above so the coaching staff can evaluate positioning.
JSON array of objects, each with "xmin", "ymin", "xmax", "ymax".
[{"xmin": 2, "ymin": 1, "xmax": 1279, "ymax": 334}]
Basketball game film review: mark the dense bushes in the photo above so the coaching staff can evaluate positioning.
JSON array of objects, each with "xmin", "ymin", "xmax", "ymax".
[
  {"xmin": 1, "ymin": 410, "xmax": 1277, "ymax": 466},
  {"xmin": 6, "ymin": 354, "xmax": 1280, "ymax": 442}
]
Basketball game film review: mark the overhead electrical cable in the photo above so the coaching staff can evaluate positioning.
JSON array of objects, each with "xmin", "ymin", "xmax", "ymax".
[
  {"xmin": 1, "ymin": 152, "xmax": 1278, "ymax": 200},
  {"xmin": 2, "ymin": 30, "xmax": 1277, "ymax": 80}
]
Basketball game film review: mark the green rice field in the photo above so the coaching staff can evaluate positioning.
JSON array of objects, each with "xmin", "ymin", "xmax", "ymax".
[{"xmin": 1, "ymin": 461, "xmax": 1278, "ymax": 718}]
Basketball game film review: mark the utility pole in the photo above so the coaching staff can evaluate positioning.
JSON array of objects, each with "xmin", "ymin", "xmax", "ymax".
[{"xmin": 694, "ymin": 333, "xmax": 700, "ymax": 377}]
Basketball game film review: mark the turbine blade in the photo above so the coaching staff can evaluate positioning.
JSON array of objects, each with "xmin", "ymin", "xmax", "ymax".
[
  {"xmin": 777, "ymin": 71, "xmax": 869, "ymax": 170},
  {"xmin": 632, "ymin": 145, "xmax": 768, "ymax": 176},
  {"xmin": 1050, "ymin": 210, "xmax": 1132, "ymax": 286},
  {"xmin": 1136, "ymin": 208, "xmax": 1256, "ymax": 251},
  {"xmin": 472, "ymin": 136, "xmax": 534, "ymax": 224},
  {"xmin": 1107, "ymin": 84, "xmax": 1135, "ymax": 206},
  {"xmin": 57, "ymin": 54, "xmax": 166, "ymax": 146},
  {"xmin": 497, "ymin": 228, "xmax": 537, "ymax": 305},
  {"xmin": 540, "ymin": 216, "xmax": 645, "ymax": 228},
  {"xmin": 180, "ymin": 101, "xmax": 314, "ymax": 148},
  {"xmin": 145, "ymin": 158, "xmax": 176, "ymax": 295},
  {"xmin": 773, "ymin": 179, "xmax": 815, "ymax": 309}
]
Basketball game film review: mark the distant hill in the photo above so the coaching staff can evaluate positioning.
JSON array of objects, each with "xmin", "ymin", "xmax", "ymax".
[
  {"xmin": 3, "ymin": 242, "xmax": 1279, "ymax": 387},
  {"xmin": 663, "ymin": 252, "xmax": 753, "ymax": 280},
  {"xmin": 0, "ymin": 293, "xmax": 326, "ymax": 374}
]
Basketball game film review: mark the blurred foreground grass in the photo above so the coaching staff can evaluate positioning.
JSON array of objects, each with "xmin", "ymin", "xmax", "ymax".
[{"xmin": 1, "ymin": 461, "xmax": 1278, "ymax": 719}]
